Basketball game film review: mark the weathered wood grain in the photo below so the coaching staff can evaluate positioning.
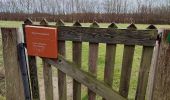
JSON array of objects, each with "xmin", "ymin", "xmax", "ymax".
[
  {"xmin": 40, "ymin": 19, "xmax": 48, "ymax": 26},
  {"xmin": 57, "ymin": 19, "xmax": 67, "ymax": 100},
  {"xmin": 1, "ymin": 28, "xmax": 25, "ymax": 100},
  {"xmin": 152, "ymin": 29, "xmax": 170, "ymax": 100},
  {"xmin": 127, "ymin": 23, "xmax": 137, "ymax": 30},
  {"xmin": 88, "ymin": 22, "xmax": 99, "ymax": 100},
  {"xmin": 119, "ymin": 45, "xmax": 135, "ymax": 98},
  {"xmin": 40, "ymin": 19, "xmax": 54, "ymax": 100},
  {"xmin": 58, "ymin": 41, "xmax": 67, "ymax": 100},
  {"xmin": 25, "ymin": 24, "xmax": 157, "ymax": 46},
  {"xmin": 28, "ymin": 56, "xmax": 40, "ymax": 100},
  {"xmin": 57, "ymin": 26, "xmax": 157, "ymax": 46},
  {"xmin": 24, "ymin": 19, "xmax": 40, "ymax": 100},
  {"xmin": 103, "ymin": 44, "xmax": 116, "ymax": 100},
  {"xmin": 147, "ymin": 25, "xmax": 157, "ymax": 29},
  {"xmin": 102, "ymin": 24, "xmax": 117, "ymax": 100},
  {"xmin": 73, "ymin": 41, "xmax": 82, "ymax": 100},
  {"xmin": 72, "ymin": 21, "xmax": 82, "ymax": 100},
  {"xmin": 42, "ymin": 59, "xmax": 53, "ymax": 100},
  {"xmin": 146, "ymin": 41, "xmax": 160, "ymax": 100},
  {"xmin": 135, "ymin": 46, "xmax": 154, "ymax": 100},
  {"xmin": 145, "ymin": 24, "xmax": 159, "ymax": 100},
  {"xmin": 45, "ymin": 56, "xmax": 126, "ymax": 100},
  {"xmin": 104, "ymin": 44, "xmax": 116, "ymax": 86},
  {"xmin": 108, "ymin": 22, "xmax": 118, "ymax": 29}
]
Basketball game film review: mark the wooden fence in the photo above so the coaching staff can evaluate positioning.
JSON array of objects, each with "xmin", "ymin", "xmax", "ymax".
[{"xmin": 1, "ymin": 18, "xmax": 166, "ymax": 100}]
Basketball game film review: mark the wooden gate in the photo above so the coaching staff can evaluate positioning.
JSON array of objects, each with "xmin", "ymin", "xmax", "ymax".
[{"xmin": 1, "ymin": 18, "xmax": 158, "ymax": 100}]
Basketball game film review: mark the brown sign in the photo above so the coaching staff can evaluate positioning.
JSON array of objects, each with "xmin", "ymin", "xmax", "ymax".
[{"xmin": 25, "ymin": 25, "xmax": 58, "ymax": 58}]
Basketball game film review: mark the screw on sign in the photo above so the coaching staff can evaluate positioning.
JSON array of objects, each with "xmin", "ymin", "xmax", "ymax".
[{"xmin": 25, "ymin": 25, "xmax": 58, "ymax": 58}]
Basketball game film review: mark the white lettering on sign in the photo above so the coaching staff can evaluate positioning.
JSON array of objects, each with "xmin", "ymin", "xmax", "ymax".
[
  {"xmin": 32, "ymin": 32, "xmax": 50, "ymax": 36},
  {"xmin": 33, "ymin": 42, "xmax": 47, "ymax": 46},
  {"xmin": 32, "ymin": 42, "xmax": 46, "ymax": 53}
]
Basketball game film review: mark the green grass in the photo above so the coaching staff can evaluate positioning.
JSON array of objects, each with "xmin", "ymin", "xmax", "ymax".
[
  {"xmin": 65, "ymin": 42, "xmax": 142, "ymax": 99},
  {"xmin": 0, "ymin": 96, "xmax": 5, "ymax": 100},
  {"xmin": 0, "ymin": 21, "xmax": 170, "ymax": 100}
]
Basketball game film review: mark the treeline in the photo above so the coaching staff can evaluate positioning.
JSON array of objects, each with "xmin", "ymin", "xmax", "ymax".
[{"xmin": 0, "ymin": 0, "xmax": 170, "ymax": 24}]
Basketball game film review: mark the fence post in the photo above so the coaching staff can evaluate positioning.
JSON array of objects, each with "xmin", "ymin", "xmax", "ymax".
[
  {"xmin": 24, "ymin": 18, "xmax": 40, "ymax": 100},
  {"xmin": 56, "ymin": 19, "xmax": 67, "ymax": 100},
  {"xmin": 40, "ymin": 19, "xmax": 54, "ymax": 100},
  {"xmin": 88, "ymin": 21, "xmax": 99, "ymax": 100},
  {"xmin": 152, "ymin": 29, "xmax": 170, "ymax": 100},
  {"xmin": 146, "ymin": 25, "xmax": 158, "ymax": 100},
  {"xmin": 1, "ymin": 28, "xmax": 25, "ymax": 100},
  {"xmin": 119, "ymin": 23, "xmax": 136, "ymax": 98},
  {"xmin": 72, "ymin": 21, "xmax": 82, "ymax": 100}
]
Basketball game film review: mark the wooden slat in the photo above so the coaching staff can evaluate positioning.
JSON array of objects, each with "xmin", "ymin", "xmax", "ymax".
[
  {"xmin": 103, "ymin": 44, "xmax": 116, "ymax": 100},
  {"xmin": 147, "ymin": 24, "xmax": 157, "ymax": 29},
  {"xmin": 146, "ymin": 41, "xmax": 159, "ymax": 100},
  {"xmin": 45, "ymin": 56, "xmax": 126, "ymax": 100},
  {"xmin": 24, "ymin": 19, "xmax": 40, "ymax": 100},
  {"xmin": 146, "ymin": 27, "xmax": 158, "ymax": 100},
  {"xmin": 103, "ymin": 24, "xmax": 117, "ymax": 100},
  {"xmin": 108, "ymin": 22, "xmax": 118, "ymax": 29},
  {"xmin": 119, "ymin": 45, "xmax": 135, "ymax": 98},
  {"xmin": 40, "ymin": 19, "xmax": 54, "ymax": 100},
  {"xmin": 119, "ymin": 25, "xmax": 136, "ymax": 98},
  {"xmin": 42, "ymin": 59, "xmax": 53, "ymax": 100},
  {"xmin": 1, "ymin": 28, "xmax": 25, "ymax": 100},
  {"xmin": 57, "ymin": 19, "xmax": 67, "ymax": 100},
  {"xmin": 88, "ymin": 22, "xmax": 99, "ymax": 100},
  {"xmin": 135, "ymin": 46, "xmax": 154, "ymax": 100},
  {"xmin": 104, "ymin": 44, "xmax": 116, "ymax": 85},
  {"xmin": 57, "ymin": 26, "xmax": 157, "ymax": 46},
  {"xmin": 72, "ymin": 21, "xmax": 82, "ymax": 100},
  {"xmin": 127, "ymin": 23, "xmax": 137, "ymax": 30}
]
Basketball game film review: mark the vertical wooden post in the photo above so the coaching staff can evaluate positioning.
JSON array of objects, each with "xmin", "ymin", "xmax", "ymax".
[
  {"xmin": 135, "ymin": 25, "xmax": 157, "ymax": 100},
  {"xmin": 119, "ymin": 24, "xmax": 136, "ymax": 98},
  {"xmin": 40, "ymin": 19, "xmax": 54, "ymax": 100},
  {"xmin": 88, "ymin": 21, "xmax": 99, "ymax": 100},
  {"xmin": 146, "ymin": 25, "xmax": 158, "ymax": 100},
  {"xmin": 103, "ymin": 23, "xmax": 117, "ymax": 100},
  {"xmin": 1, "ymin": 28, "xmax": 25, "ymax": 100},
  {"xmin": 135, "ymin": 47, "xmax": 154, "ymax": 100},
  {"xmin": 72, "ymin": 21, "xmax": 82, "ymax": 100},
  {"xmin": 24, "ymin": 18, "xmax": 40, "ymax": 100},
  {"xmin": 152, "ymin": 29, "xmax": 170, "ymax": 100},
  {"xmin": 56, "ymin": 19, "xmax": 67, "ymax": 100},
  {"xmin": 146, "ymin": 41, "xmax": 159, "ymax": 100},
  {"xmin": 119, "ymin": 45, "xmax": 135, "ymax": 98}
]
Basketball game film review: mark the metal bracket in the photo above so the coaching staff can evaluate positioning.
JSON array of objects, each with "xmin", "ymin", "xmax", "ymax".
[
  {"xmin": 17, "ymin": 43, "xmax": 32, "ymax": 100},
  {"xmin": 157, "ymin": 32, "xmax": 162, "ymax": 44}
]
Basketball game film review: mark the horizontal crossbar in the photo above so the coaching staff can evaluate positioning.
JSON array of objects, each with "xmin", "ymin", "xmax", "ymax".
[
  {"xmin": 58, "ymin": 26, "xmax": 157, "ymax": 46},
  {"xmin": 23, "ymin": 24, "xmax": 157, "ymax": 46}
]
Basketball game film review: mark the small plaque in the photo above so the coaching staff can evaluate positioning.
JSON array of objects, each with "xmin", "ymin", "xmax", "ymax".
[{"xmin": 25, "ymin": 25, "xmax": 58, "ymax": 58}]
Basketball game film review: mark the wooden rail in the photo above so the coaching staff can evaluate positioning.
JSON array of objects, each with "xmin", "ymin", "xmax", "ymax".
[
  {"xmin": 57, "ymin": 26, "xmax": 157, "ymax": 46},
  {"xmin": 1, "ymin": 18, "xmax": 159, "ymax": 100}
]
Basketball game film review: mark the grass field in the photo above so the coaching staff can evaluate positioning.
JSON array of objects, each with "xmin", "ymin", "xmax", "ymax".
[{"xmin": 0, "ymin": 20, "xmax": 169, "ymax": 100}]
